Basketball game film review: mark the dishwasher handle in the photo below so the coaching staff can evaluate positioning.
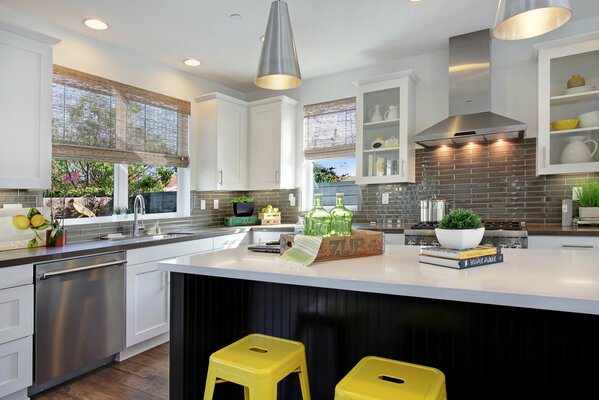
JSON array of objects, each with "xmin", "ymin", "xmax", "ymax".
[{"xmin": 39, "ymin": 260, "xmax": 125, "ymax": 281}]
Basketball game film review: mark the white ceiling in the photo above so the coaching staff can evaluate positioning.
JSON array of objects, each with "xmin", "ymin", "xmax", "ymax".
[{"xmin": 2, "ymin": 0, "xmax": 599, "ymax": 92}]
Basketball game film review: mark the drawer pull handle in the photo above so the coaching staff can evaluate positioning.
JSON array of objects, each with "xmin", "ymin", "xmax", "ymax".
[{"xmin": 561, "ymin": 244, "xmax": 594, "ymax": 249}]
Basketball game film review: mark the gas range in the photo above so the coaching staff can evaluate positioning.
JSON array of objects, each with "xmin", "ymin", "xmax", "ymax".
[{"xmin": 404, "ymin": 221, "xmax": 528, "ymax": 249}]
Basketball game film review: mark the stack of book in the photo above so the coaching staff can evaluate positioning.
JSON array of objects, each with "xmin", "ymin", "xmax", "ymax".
[{"xmin": 418, "ymin": 245, "xmax": 503, "ymax": 269}]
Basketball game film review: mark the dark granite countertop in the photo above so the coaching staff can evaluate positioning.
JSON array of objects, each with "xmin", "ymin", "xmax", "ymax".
[
  {"xmin": 525, "ymin": 223, "xmax": 599, "ymax": 236},
  {"xmin": 0, "ymin": 226, "xmax": 245, "ymax": 268}
]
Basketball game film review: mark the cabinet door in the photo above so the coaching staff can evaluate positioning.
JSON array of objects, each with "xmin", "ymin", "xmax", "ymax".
[
  {"xmin": 217, "ymin": 101, "xmax": 247, "ymax": 190},
  {"xmin": 126, "ymin": 262, "xmax": 169, "ymax": 347},
  {"xmin": 528, "ymin": 235, "xmax": 599, "ymax": 250},
  {"xmin": 0, "ymin": 29, "xmax": 52, "ymax": 189},
  {"xmin": 249, "ymin": 103, "xmax": 281, "ymax": 190},
  {"xmin": 0, "ymin": 336, "xmax": 32, "ymax": 398},
  {"xmin": 0, "ymin": 285, "xmax": 33, "ymax": 345}
]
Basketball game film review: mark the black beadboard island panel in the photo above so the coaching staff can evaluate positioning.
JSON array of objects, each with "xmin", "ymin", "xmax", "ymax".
[{"xmin": 169, "ymin": 273, "xmax": 599, "ymax": 400}]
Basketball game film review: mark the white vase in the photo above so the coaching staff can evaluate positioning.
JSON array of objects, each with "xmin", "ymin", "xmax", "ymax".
[
  {"xmin": 434, "ymin": 228, "xmax": 485, "ymax": 250},
  {"xmin": 368, "ymin": 105, "xmax": 383, "ymax": 122}
]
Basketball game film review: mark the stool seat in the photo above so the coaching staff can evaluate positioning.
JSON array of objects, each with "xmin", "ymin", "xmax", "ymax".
[
  {"xmin": 335, "ymin": 356, "xmax": 446, "ymax": 400},
  {"xmin": 203, "ymin": 333, "xmax": 311, "ymax": 400}
]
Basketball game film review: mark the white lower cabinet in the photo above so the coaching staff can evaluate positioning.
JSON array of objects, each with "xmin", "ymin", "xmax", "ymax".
[
  {"xmin": 125, "ymin": 238, "xmax": 214, "ymax": 348},
  {"xmin": 0, "ymin": 264, "xmax": 32, "ymax": 400},
  {"xmin": 213, "ymin": 232, "xmax": 250, "ymax": 250},
  {"xmin": 0, "ymin": 336, "xmax": 32, "ymax": 399},
  {"xmin": 126, "ymin": 262, "xmax": 170, "ymax": 347},
  {"xmin": 528, "ymin": 235, "xmax": 599, "ymax": 250}
]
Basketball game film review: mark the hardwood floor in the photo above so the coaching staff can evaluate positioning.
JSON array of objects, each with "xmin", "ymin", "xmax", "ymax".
[{"xmin": 33, "ymin": 343, "xmax": 169, "ymax": 400}]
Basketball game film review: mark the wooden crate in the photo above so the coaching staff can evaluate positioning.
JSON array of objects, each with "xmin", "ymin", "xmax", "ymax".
[
  {"xmin": 259, "ymin": 212, "xmax": 281, "ymax": 225},
  {"xmin": 280, "ymin": 229, "xmax": 384, "ymax": 262}
]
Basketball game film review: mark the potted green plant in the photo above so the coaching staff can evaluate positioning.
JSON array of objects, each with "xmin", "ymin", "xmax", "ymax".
[
  {"xmin": 435, "ymin": 209, "xmax": 484, "ymax": 249},
  {"xmin": 576, "ymin": 180, "xmax": 599, "ymax": 219},
  {"xmin": 230, "ymin": 196, "xmax": 255, "ymax": 217},
  {"xmin": 46, "ymin": 217, "xmax": 67, "ymax": 247}
]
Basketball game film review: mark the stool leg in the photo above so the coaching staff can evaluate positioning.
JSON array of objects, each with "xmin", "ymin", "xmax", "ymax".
[
  {"xmin": 249, "ymin": 382, "xmax": 277, "ymax": 400},
  {"xmin": 244, "ymin": 386, "xmax": 250, "ymax": 400},
  {"xmin": 298, "ymin": 355, "xmax": 311, "ymax": 400},
  {"xmin": 203, "ymin": 366, "xmax": 218, "ymax": 400}
]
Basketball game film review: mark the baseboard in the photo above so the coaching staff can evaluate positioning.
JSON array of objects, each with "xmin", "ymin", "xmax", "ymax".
[
  {"xmin": 1, "ymin": 388, "xmax": 29, "ymax": 400},
  {"xmin": 116, "ymin": 332, "xmax": 169, "ymax": 362}
]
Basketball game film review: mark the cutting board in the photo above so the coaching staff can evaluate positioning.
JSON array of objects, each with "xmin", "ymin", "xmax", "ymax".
[{"xmin": 0, "ymin": 207, "xmax": 52, "ymax": 250}]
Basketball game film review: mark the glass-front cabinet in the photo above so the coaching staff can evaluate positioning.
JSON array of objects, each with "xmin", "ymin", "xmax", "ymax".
[
  {"xmin": 354, "ymin": 70, "xmax": 418, "ymax": 184},
  {"xmin": 535, "ymin": 33, "xmax": 599, "ymax": 175}
]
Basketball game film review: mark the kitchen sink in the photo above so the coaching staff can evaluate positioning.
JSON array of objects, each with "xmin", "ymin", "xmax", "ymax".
[{"xmin": 102, "ymin": 232, "xmax": 194, "ymax": 241}]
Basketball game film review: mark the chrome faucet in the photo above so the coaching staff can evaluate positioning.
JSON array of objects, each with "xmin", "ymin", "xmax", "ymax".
[{"xmin": 133, "ymin": 195, "xmax": 146, "ymax": 237}]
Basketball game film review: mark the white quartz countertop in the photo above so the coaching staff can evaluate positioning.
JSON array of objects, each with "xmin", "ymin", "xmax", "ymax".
[{"xmin": 159, "ymin": 245, "xmax": 599, "ymax": 315}]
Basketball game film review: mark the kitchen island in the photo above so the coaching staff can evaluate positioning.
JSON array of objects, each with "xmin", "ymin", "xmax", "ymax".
[{"xmin": 160, "ymin": 245, "xmax": 599, "ymax": 399}]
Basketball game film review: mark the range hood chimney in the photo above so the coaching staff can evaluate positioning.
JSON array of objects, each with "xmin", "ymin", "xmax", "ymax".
[{"xmin": 414, "ymin": 29, "xmax": 526, "ymax": 147}]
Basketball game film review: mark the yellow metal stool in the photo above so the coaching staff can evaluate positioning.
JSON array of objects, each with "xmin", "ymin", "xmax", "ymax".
[
  {"xmin": 335, "ymin": 356, "xmax": 446, "ymax": 400},
  {"xmin": 203, "ymin": 333, "xmax": 311, "ymax": 400}
]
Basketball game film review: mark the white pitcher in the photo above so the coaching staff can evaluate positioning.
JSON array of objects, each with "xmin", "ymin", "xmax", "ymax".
[
  {"xmin": 368, "ymin": 105, "xmax": 383, "ymax": 122},
  {"xmin": 560, "ymin": 136, "xmax": 598, "ymax": 164},
  {"xmin": 384, "ymin": 105, "xmax": 399, "ymax": 120}
]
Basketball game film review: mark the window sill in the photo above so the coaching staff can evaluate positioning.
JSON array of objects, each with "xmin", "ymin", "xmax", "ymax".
[{"xmin": 62, "ymin": 212, "xmax": 181, "ymax": 226}]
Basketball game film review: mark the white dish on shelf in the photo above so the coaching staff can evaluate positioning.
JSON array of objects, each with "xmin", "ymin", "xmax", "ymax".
[
  {"xmin": 562, "ymin": 85, "xmax": 596, "ymax": 95},
  {"xmin": 578, "ymin": 110, "xmax": 599, "ymax": 128}
]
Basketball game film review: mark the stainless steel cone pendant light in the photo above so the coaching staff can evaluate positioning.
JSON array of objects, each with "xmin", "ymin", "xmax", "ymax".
[
  {"xmin": 493, "ymin": 0, "xmax": 572, "ymax": 40},
  {"xmin": 255, "ymin": 0, "xmax": 302, "ymax": 90}
]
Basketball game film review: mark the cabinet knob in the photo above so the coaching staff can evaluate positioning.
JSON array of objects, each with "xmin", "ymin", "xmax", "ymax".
[
  {"xmin": 218, "ymin": 170, "xmax": 223, "ymax": 185},
  {"xmin": 275, "ymin": 169, "xmax": 280, "ymax": 184}
]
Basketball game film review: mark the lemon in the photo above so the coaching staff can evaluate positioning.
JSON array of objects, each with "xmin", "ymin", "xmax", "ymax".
[
  {"xmin": 30, "ymin": 214, "xmax": 46, "ymax": 228},
  {"xmin": 12, "ymin": 215, "xmax": 30, "ymax": 230}
]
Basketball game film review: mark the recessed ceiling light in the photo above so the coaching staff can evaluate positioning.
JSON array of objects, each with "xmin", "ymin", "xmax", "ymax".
[
  {"xmin": 229, "ymin": 13, "xmax": 243, "ymax": 21},
  {"xmin": 83, "ymin": 18, "xmax": 109, "ymax": 30},
  {"xmin": 260, "ymin": 35, "xmax": 265, "ymax": 42},
  {"xmin": 183, "ymin": 58, "xmax": 202, "ymax": 67},
  {"xmin": 408, "ymin": 0, "xmax": 422, "ymax": 2}
]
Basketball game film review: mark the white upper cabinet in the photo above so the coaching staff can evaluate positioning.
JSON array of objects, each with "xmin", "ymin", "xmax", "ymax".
[
  {"xmin": 0, "ymin": 23, "xmax": 59, "ymax": 189},
  {"xmin": 248, "ymin": 96, "xmax": 298, "ymax": 190},
  {"xmin": 354, "ymin": 70, "xmax": 418, "ymax": 184},
  {"xmin": 534, "ymin": 32, "xmax": 599, "ymax": 175},
  {"xmin": 192, "ymin": 92, "xmax": 248, "ymax": 191}
]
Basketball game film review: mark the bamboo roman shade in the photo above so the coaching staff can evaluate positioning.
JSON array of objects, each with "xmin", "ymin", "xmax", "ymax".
[
  {"xmin": 51, "ymin": 65, "xmax": 190, "ymax": 167},
  {"xmin": 303, "ymin": 97, "xmax": 356, "ymax": 160}
]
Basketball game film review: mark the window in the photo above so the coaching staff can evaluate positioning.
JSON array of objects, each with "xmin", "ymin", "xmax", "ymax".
[
  {"xmin": 303, "ymin": 98, "xmax": 359, "ymax": 210},
  {"xmin": 45, "ymin": 66, "xmax": 190, "ymax": 221}
]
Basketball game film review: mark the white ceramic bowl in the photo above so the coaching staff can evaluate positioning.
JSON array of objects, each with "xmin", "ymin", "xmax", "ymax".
[
  {"xmin": 434, "ymin": 228, "xmax": 485, "ymax": 250},
  {"xmin": 578, "ymin": 110, "xmax": 599, "ymax": 128}
]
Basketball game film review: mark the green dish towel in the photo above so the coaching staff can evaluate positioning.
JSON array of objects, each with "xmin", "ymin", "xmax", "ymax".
[{"xmin": 281, "ymin": 235, "xmax": 323, "ymax": 267}]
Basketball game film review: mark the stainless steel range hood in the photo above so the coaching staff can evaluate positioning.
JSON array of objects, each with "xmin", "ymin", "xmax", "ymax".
[{"xmin": 414, "ymin": 29, "xmax": 526, "ymax": 147}]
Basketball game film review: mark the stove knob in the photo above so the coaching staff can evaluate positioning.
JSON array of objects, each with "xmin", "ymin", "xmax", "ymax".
[
  {"xmin": 431, "ymin": 240, "xmax": 440, "ymax": 246},
  {"xmin": 511, "ymin": 242, "xmax": 522, "ymax": 249},
  {"xmin": 419, "ymin": 240, "xmax": 428, "ymax": 246},
  {"xmin": 498, "ymin": 242, "xmax": 508, "ymax": 249},
  {"xmin": 483, "ymin": 241, "xmax": 494, "ymax": 247},
  {"xmin": 407, "ymin": 240, "xmax": 417, "ymax": 246}
]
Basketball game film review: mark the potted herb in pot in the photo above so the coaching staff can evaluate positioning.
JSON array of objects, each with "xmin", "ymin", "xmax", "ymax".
[
  {"xmin": 435, "ymin": 209, "xmax": 484, "ymax": 250},
  {"xmin": 576, "ymin": 181, "xmax": 599, "ymax": 219},
  {"xmin": 230, "ymin": 196, "xmax": 255, "ymax": 217}
]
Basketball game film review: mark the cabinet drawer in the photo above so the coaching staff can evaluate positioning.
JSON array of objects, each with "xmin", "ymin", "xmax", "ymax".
[
  {"xmin": 214, "ymin": 233, "xmax": 250, "ymax": 250},
  {"xmin": 127, "ymin": 238, "xmax": 213, "ymax": 265},
  {"xmin": 528, "ymin": 236, "xmax": 599, "ymax": 250},
  {"xmin": 0, "ymin": 265, "xmax": 33, "ymax": 290},
  {"xmin": 0, "ymin": 336, "xmax": 32, "ymax": 398},
  {"xmin": 0, "ymin": 285, "xmax": 33, "ymax": 345}
]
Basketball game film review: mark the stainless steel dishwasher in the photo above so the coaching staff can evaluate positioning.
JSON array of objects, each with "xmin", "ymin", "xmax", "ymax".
[{"xmin": 29, "ymin": 251, "xmax": 126, "ymax": 395}]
